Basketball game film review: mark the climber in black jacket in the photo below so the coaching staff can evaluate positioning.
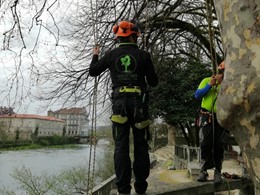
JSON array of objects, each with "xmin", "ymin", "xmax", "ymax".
[{"xmin": 89, "ymin": 20, "xmax": 158, "ymax": 195}]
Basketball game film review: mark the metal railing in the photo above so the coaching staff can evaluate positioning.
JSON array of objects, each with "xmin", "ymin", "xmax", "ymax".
[{"xmin": 174, "ymin": 145, "xmax": 201, "ymax": 170}]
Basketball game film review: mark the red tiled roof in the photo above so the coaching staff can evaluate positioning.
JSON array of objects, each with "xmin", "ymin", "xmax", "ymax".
[
  {"xmin": 0, "ymin": 114, "xmax": 65, "ymax": 122},
  {"xmin": 51, "ymin": 107, "xmax": 87, "ymax": 114}
]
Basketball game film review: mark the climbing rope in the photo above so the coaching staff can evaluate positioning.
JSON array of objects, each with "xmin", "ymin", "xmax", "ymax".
[
  {"xmin": 143, "ymin": 0, "xmax": 150, "ymax": 51},
  {"xmin": 87, "ymin": 80, "xmax": 98, "ymax": 195},
  {"xmin": 205, "ymin": 0, "xmax": 218, "ymax": 75},
  {"xmin": 223, "ymin": 177, "xmax": 231, "ymax": 195},
  {"xmin": 205, "ymin": 0, "xmax": 218, "ymax": 171},
  {"xmin": 86, "ymin": 0, "xmax": 99, "ymax": 194}
]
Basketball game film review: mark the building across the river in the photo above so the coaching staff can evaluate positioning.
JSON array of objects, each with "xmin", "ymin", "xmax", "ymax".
[
  {"xmin": 47, "ymin": 107, "xmax": 89, "ymax": 136},
  {"xmin": 0, "ymin": 114, "xmax": 65, "ymax": 141}
]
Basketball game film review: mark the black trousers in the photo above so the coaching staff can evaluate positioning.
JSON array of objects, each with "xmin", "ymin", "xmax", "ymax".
[
  {"xmin": 199, "ymin": 114, "xmax": 226, "ymax": 172},
  {"xmin": 112, "ymin": 93, "xmax": 150, "ymax": 194}
]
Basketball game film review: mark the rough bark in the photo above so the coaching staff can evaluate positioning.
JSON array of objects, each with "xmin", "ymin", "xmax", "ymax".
[
  {"xmin": 167, "ymin": 124, "xmax": 176, "ymax": 146},
  {"xmin": 213, "ymin": 0, "xmax": 260, "ymax": 191}
]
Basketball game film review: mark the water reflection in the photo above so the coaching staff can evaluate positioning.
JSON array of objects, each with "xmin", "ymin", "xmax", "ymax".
[{"xmin": 0, "ymin": 144, "xmax": 108, "ymax": 192}]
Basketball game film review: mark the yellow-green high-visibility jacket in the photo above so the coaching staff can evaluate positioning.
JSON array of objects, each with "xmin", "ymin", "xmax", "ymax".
[{"xmin": 195, "ymin": 77, "xmax": 221, "ymax": 113}]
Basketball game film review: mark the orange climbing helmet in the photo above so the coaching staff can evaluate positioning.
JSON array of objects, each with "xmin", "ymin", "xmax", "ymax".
[{"xmin": 113, "ymin": 21, "xmax": 141, "ymax": 38}]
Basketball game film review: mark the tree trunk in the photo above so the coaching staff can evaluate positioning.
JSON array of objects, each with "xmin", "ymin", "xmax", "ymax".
[
  {"xmin": 167, "ymin": 124, "xmax": 176, "ymax": 146},
  {"xmin": 213, "ymin": 0, "xmax": 260, "ymax": 192}
]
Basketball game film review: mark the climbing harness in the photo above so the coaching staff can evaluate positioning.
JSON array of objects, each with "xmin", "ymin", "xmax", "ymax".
[{"xmin": 116, "ymin": 86, "xmax": 142, "ymax": 94}]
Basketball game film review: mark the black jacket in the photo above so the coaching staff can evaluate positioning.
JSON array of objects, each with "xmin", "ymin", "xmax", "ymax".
[{"xmin": 89, "ymin": 43, "xmax": 158, "ymax": 89}]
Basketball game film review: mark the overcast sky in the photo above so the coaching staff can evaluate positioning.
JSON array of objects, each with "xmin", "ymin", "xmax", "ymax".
[
  {"xmin": 0, "ymin": 0, "xmax": 114, "ymax": 128},
  {"xmin": 0, "ymin": 0, "xmax": 86, "ymax": 115}
]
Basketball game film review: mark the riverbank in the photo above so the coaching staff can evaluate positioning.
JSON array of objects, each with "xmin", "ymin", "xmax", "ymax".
[
  {"xmin": 0, "ymin": 143, "xmax": 84, "ymax": 151},
  {"xmin": 0, "ymin": 135, "xmax": 78, "ymax": 151}
]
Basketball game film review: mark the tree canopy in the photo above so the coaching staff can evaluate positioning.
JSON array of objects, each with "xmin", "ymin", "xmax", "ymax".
[
  {"xmin": 0, "ymin": 0, "xmax": 223, "ymax": 124},
  {"xmin": 150, "ymin": 58, "xmax": 211, "ymax": 124}
]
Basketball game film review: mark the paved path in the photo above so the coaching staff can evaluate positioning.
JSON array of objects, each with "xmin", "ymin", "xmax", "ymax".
[{"xmin": 142, "ymin": 146, "xmax": 244, "ymax": 194}]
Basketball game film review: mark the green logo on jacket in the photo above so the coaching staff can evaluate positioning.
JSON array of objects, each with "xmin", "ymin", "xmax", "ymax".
[{"xmin": 120, "ymin": 55, "xmax": 131, "ymax": 72}]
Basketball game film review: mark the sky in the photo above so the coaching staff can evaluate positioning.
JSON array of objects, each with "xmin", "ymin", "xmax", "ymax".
[
  {"xmin": 0, "ymin": 1, "xmax": 118, "ymax": 128},
  {"xmin": 0, "ymin": 0, "xmax": 99, "ymax": 116},
  {"xmin": 0, "ymin": 1, "xmax": 164, "ymax": 127}
]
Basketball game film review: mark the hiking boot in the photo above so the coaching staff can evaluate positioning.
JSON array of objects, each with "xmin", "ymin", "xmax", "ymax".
[
  {"xmin": 197, "ymin": 170, "xmax": 209, "ymax": 182},
  {"xmin": 214, "ymin": 170, "xmax": 223, "ymax": 184}
]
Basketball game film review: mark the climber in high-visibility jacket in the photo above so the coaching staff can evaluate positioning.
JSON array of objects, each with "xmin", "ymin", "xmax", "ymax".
[
  {"xmin": 195, "ymin": 61, "xmax": 227, "ymax": 184},
  {"xmin": 89, "ymin": 20, "xmax": 158, "ymax": 195}
]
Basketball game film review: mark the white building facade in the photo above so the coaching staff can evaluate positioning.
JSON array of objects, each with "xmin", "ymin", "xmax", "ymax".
[
  {"xmin": 48, "ymin": 107, "xmax": 89, "ymax": 136},
  {"xmin": 0, "ymin": 114, "xmax": 65, "ymax": 141}
]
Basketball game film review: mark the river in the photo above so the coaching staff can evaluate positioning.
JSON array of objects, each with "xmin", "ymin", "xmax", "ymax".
[{"xmin": 0, "ymin": 139, "xmax": 111, "ymax": 194}]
